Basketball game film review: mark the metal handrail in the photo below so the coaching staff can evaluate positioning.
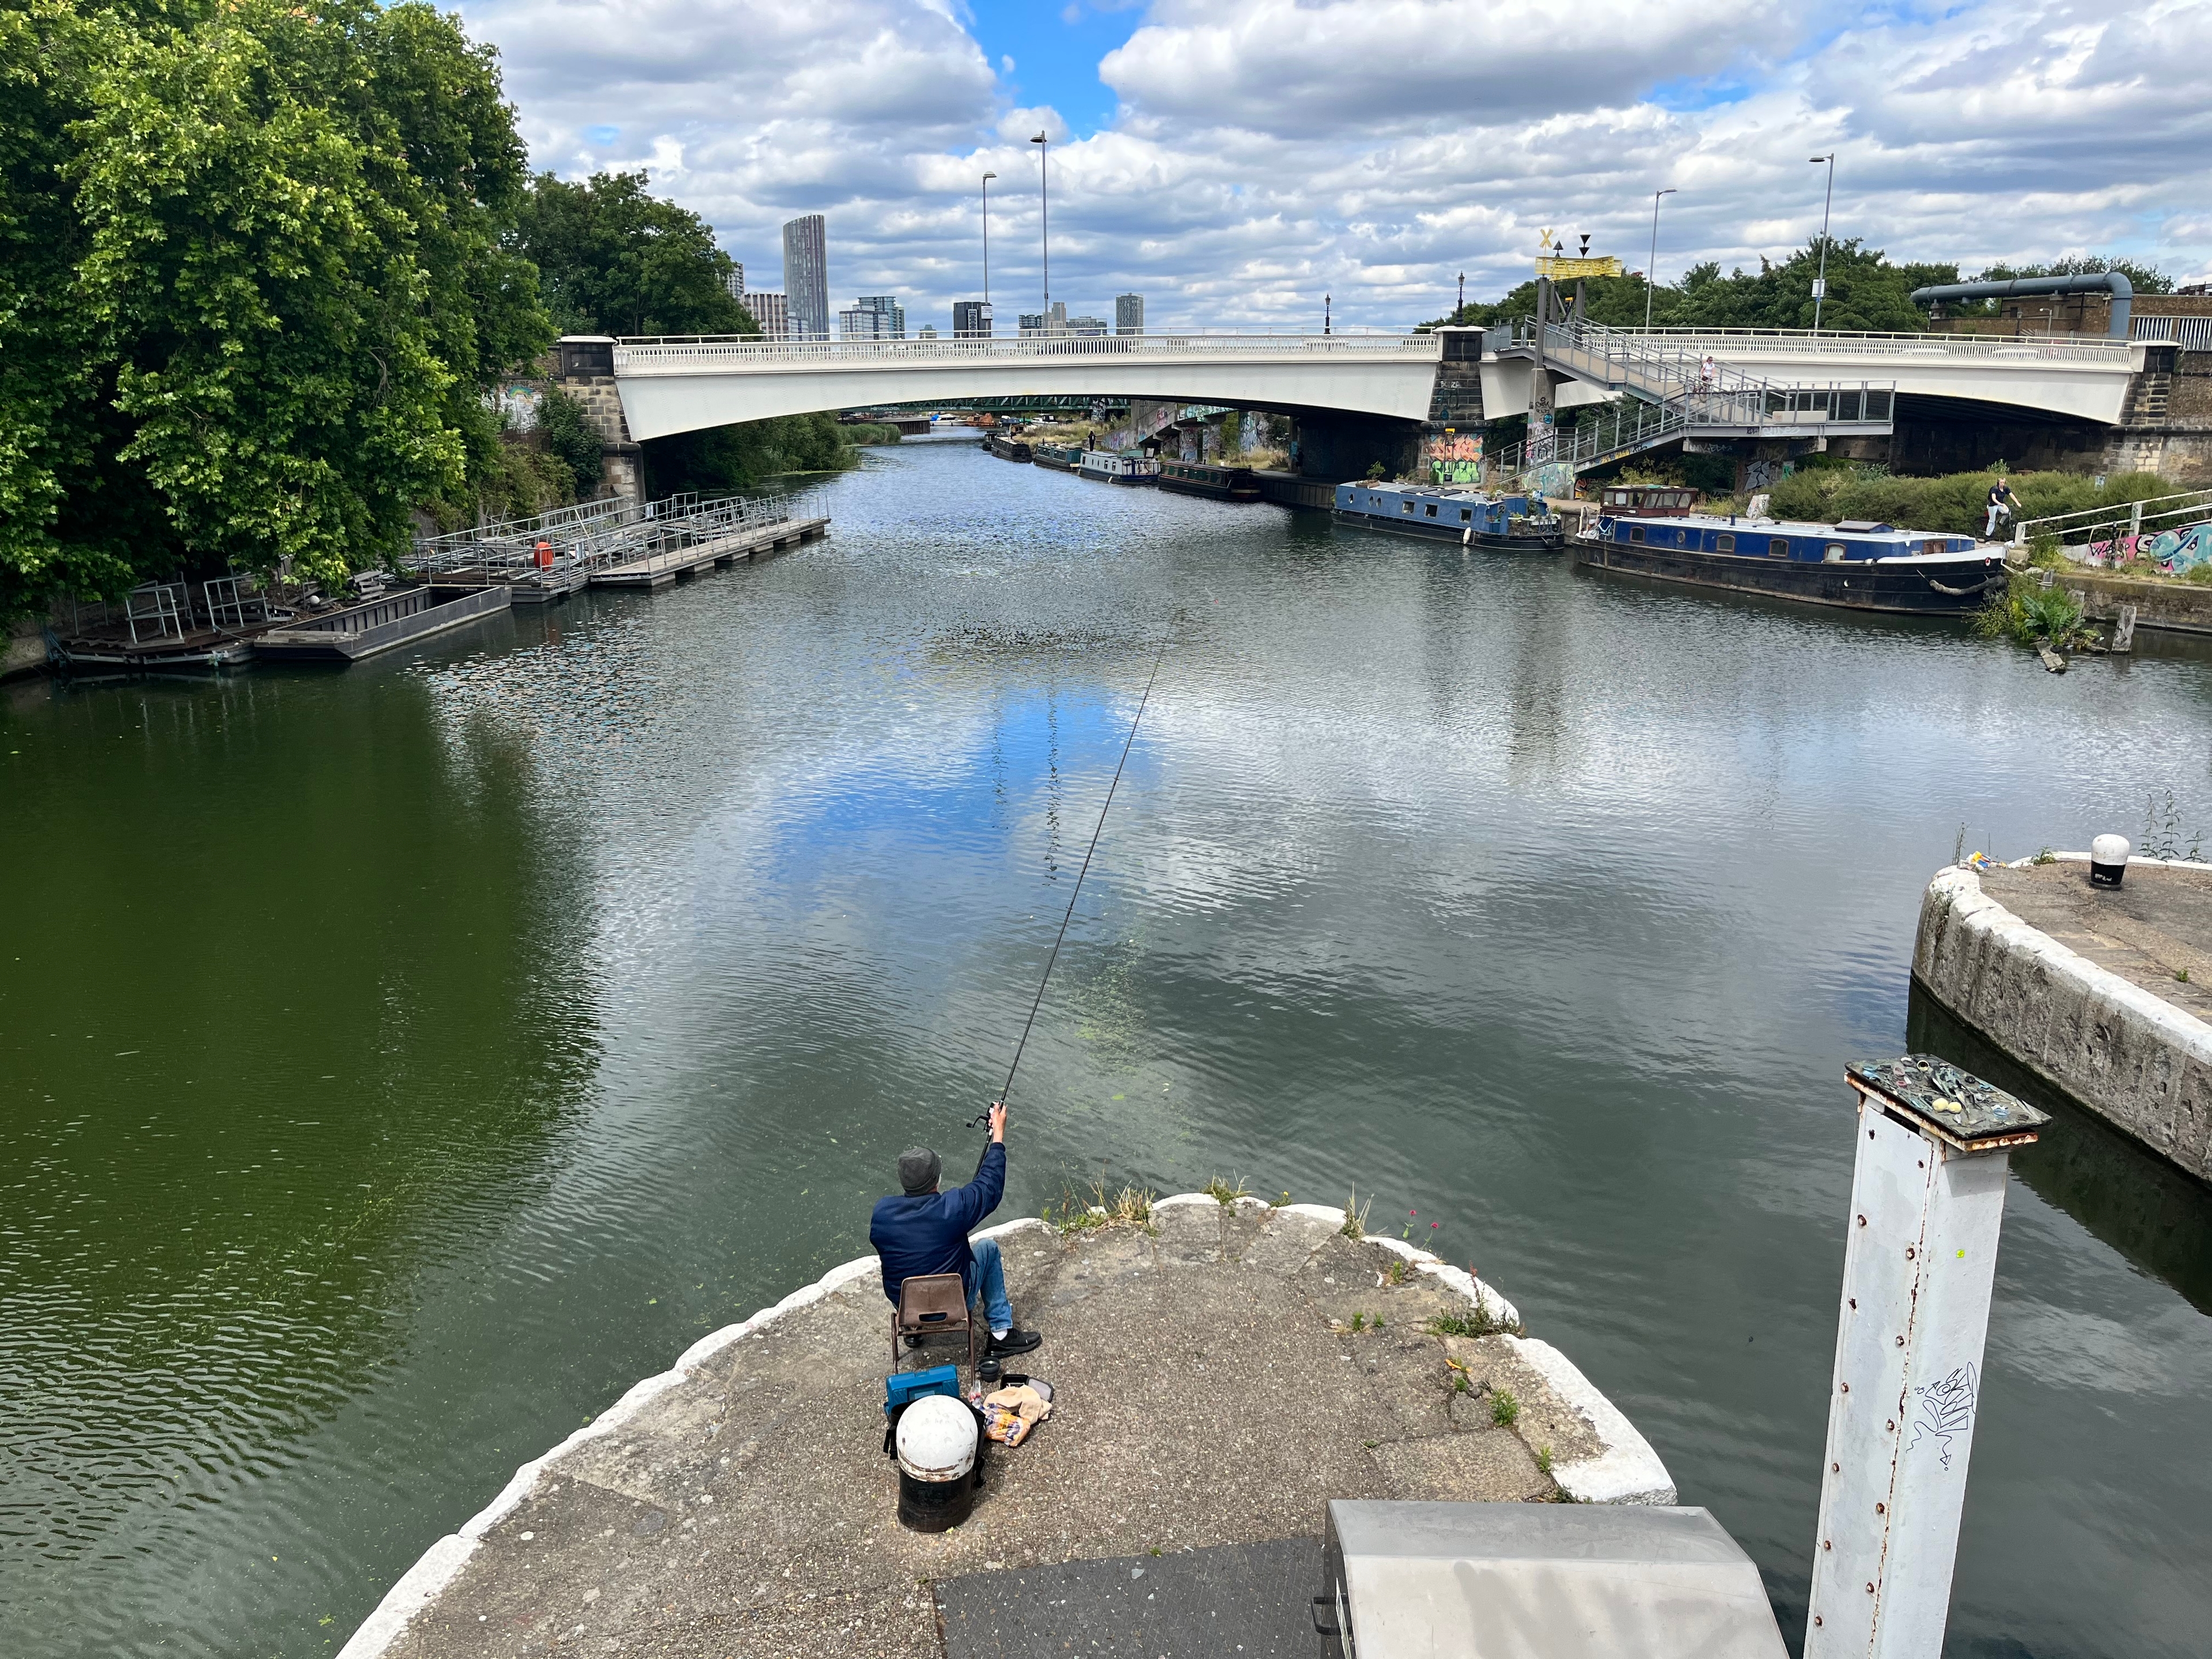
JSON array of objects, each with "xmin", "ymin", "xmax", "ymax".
[
  {"xmin": 2011, "ymin": 487, "xmax": 2212, "ymax": 552},
  {"xmin": 1612, "ymin": 327, "xmax": 2131, "ymax": 364},
  {"xmin": 615, "ymin": 332, "xmax": 1441, "ymax": 370},
  {"xmin": 410, "ymin": 488, "xmax": 828, "ymax": 577}
]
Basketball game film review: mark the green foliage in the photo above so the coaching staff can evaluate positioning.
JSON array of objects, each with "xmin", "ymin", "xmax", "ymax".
[
  {"xmin": 537, "ymin": 388, "xmax": 604, "ymax": 498},
  {"xmin": 1427, "ymin": 239, "xmax": 1952, "ymax": 334},
  {"xmin": 1490, "ymin": 1388, "xmax": 1520, "ymax": 1428},
  {"xmin": 642, "ymin": 412, "xmax": 859, "ymax": 497},
  {"xmin": 0, "ymin": 0, "xmax": 551, "ymax": 616},
  {"xmin": 1425, "ymin": 243, "xmax": 2165, "ymax": 336},
  {"xmin": 1973, "ymin": 574, "xmax": 2093, "ymax": 648},
  {"xmin": 839, "ymin": 422, "xmax": 904, "ymax": 446},
  {"xmin": 1768, "ymin": 467, "xmax": 2171, "ymax": 537},
  {"xmin": 512, "ymin": 171, "xmax": 752, "ymax": 338}
]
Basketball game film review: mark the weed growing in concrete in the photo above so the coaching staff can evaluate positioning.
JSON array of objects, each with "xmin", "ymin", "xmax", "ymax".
[
  {"xmin": 1536, "ymin": 1446, "xmax": 1553, "ymax": 1478},
  {"xmin": 1272, "ymin": 1191, "xmax": 1291, "ymax": 1208},
  {"xmin": 1384, "ymin": 1257, "xmax": 1407, "ymax": 1287},
  {"xmin": 1203, "ymin": 1174, "xmax": 1251, "ymax": 1207},
  {"xmin": 2179, "ymin": 968, "xmax": 2192, "ymax": 983},
  {"xmin": 1048, "ymin": 1179, "xmax": 1154, "ymax": 1234},
  {"xmin": 2142, "ymin": 790, "xmax": 2205, "ymax": 862},
  {"xmin": 1341, "ymin": 1191, "xmax": 1372, "ymax": 1238},
  {"xmin": 1491, "ymin": 1389, "xmax": 1520, "ymax": 1429},
  {"xmin": 1426, "ymin": 1300, "xmax": 1524, "ymax": 1340},
  {"xmin": 2033, "ymin": 847, "xmax": 2057, "ymax": 865}
]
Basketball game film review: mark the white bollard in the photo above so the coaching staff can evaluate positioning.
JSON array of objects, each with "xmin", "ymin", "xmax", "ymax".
[{"xmin": 1805, "ymin": 1057, "xmax": 2046, "ymax": 1659}]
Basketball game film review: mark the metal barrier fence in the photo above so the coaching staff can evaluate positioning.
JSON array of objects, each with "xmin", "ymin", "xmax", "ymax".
[
  {"xmin": 2013, "ymin": 486, "xmax": 2212, "ymax": 556},
  {"xmin": 410, "ymin": 488, "xmax": 828, "ymax": 578},
  {"xmin": 1609, "ymin": 327, "xmax": 2132, "ymax": 365}
]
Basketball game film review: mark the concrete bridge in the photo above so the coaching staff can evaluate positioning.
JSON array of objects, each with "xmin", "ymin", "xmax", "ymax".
[{"xmin": 565, "ymin": 321, "xmax": 2190, "ymax": 486}]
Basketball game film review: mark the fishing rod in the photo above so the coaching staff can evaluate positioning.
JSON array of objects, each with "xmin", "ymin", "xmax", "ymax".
[{"xmin": 968, "ymin": 642, "xmax": 1169, "ymax": 1130}]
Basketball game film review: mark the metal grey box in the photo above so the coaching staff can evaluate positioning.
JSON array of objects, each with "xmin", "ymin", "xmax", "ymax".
[{"xmin": 1319, "ymin": 1501, "xmax": 1786, "ymax": 1658}]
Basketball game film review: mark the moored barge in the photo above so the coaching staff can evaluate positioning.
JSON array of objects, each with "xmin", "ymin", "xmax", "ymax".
[
  {"xmin": 1574, "ymin": 514, "xmax": 2009, "ymax": 615},
  {"xmin": 986, "ymin": 434, "xmax": 1033, "ymax": 462},
  {"xmin": 255, "ymin": 583, "xmax": 510, "ymax": 663},
  {"xmin": 1332, "ymin": 483, "xmax": 1565, "ymax": 551},
  {"xmin": 1158, "ymin": 460, "xmax": 1261, "ymax": 502},
  {"xmin": 1032, "ymin": 442, "xmax": 1082, "ymax": 473},
  {"xmin": 1077, "ymin": 450, "xmax": 1161, "ymax": 485}
]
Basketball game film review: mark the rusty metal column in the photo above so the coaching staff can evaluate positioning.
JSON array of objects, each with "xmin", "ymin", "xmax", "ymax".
[{"xmin": 1805, "ymin": 1057, "xmax": 2046, "ymax": 1659}]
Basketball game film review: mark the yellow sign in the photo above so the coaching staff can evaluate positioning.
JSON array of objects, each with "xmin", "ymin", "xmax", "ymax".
[{"xmin": 1536, "ymin": 255, "xmax": 1625, "ymax": 279}]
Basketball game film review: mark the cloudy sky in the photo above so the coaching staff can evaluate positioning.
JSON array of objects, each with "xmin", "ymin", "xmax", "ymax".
[{"xmin": 456, "ymin": 0, "xmax": 2212, "ymax": 334}]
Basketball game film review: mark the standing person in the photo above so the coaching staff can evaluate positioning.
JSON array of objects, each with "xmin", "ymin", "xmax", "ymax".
[
  {"xmin": 1985, "ymin": 475, "xmax": 2020, "ymax": 540},
  {"xmin": 870, "ymin": 1103, "xmax": 1042, "ymax": 1359}
]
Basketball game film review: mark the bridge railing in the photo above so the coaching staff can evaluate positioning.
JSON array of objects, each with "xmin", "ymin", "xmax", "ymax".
[
  {"xmin": 410, "ymin": 488, "xmax": 827, "ymax": 576},
  {"xmin": 615, "ymin": 332, "xmax": 1440, "ymax": 371},
  {"xmin": 1613, "ymin": 327, "xmax": 2133, "ymax": 365}
]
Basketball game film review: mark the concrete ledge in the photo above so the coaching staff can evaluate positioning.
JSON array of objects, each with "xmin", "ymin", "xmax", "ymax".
[
  {"xmin": 339, "ymin": 1194, "xmax": 1672, "ymax": 1659},
  {"xmin": 1913, "ymin": 860, "xmax": 2212, "ymax": 1182}
]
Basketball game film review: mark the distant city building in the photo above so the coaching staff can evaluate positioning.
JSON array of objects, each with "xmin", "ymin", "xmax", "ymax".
[
  {"xmin": 853, "ymin": 294, "xmax": 904, "ymax": 338},
  {"xmin": 1017, "ymin": 311, "xmax": 1046, "ymax": 335},
  {"xmin": 745, "ymin": 291, "xmax": 789, "ymax": 339},
  {"xmin": 838, "ymin": 305, "xmax": 893, "ymax": 340},
  {"xmin": 1019, "ymin": 301, "xmax": 1069, "ymax": 338},
  {"xmin": 1115, "ymin": 293, "xmax": 1144, "ymax": 335},
  {"xmin": 782, "ymin": 214, "xmax": 829, "ymax": 339},
  {"xmin": 725, "ymin": 262, "xmax": 745, "ymax": 302},
  {"xmin": 953, "ymin": 300, "xmax": 993, "ymax": 339},
  {"xmin": 917, "ymin": 324, "xmax": 938, "ymax": 340},
  {"xmin": 1069, "ymin": 315, "xmax": 1108, "ymax": 336}
]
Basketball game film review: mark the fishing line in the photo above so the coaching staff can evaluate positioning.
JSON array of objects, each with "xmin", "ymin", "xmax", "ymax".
[{"xmin": 968, "ymin": 641, "xmax": 1169, "ymax": 1128}]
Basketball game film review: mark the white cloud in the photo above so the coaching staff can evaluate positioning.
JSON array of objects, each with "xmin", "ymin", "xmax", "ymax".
[{"xmin": 457, "ymin": 0, "xmax": 2212, "ymax": 334}]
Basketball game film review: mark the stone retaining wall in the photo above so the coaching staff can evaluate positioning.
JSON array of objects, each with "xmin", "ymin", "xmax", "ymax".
[{"xmin": 1913, "ymin": 861, "xmax": 2212, "ymax": 1181}]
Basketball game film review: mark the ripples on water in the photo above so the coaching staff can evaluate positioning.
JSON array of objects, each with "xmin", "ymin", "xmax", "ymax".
[{"xmin": 2, "ymin": 438, "xmax": 2209, "ymax": 1656}]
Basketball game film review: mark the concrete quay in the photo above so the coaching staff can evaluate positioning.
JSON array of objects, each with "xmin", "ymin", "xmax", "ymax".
[
  {"xmin": 341, "ymin": 1195, "xmax": 1672, "ymax": 1659},
  {"xmin": 1914, "ymin": 857, "xmax": 2212, "ymax": 1183}
]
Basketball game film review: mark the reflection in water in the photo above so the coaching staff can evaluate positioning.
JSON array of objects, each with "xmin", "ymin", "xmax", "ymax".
[
  {"xmin": 1, "ymin": 442, "xmax": 2209, "ymax": 1659},
  {"xmin": 1910, "ymin": 983, "xmax": 2212, "ymax": 1314},
  {"xmin": 0, "ymin": 670, "xmax": 601, "ymax": 1652}
]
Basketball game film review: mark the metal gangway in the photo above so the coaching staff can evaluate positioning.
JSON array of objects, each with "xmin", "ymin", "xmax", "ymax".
[
  {"xmin": 410, "ymin": 488, "xmax": 828, "ymax": 586},
  {"xmin": 1484, "ymin": 316, "xmax": 1895, "ymax": 487}
]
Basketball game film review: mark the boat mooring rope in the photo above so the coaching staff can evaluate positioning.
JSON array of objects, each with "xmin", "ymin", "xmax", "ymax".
[{"xmin": 968, "ymin": 641, "xmax": 1169, "ymax": 1128}]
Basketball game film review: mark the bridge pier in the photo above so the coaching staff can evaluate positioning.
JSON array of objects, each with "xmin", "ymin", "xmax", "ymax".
[
  {"xmin": 1294, "ymin": 413, "xmax": 1423, "ymax": 483},
  {"xmin": 556, "ymin": 337, "xmax": 645, "ymax": 505}
]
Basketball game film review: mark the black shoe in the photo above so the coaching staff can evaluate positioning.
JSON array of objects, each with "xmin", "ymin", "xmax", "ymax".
[
  {"xmin": 987, "ymin": 1328, "xmax": 1041, "ymax": 1358},
  {"xmin": 903, "ymin": 1334, "xmax": 927, "ymax": 1350}
]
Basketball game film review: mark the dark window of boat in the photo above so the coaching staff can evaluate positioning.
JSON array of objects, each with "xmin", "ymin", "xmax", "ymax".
[
  {"xmin": 1426, "ymin": 504, "xmax": 1438, "ymax": 517},
  {"xmin": 1460, "ymin": 509, "xmax": 1473, "ymax": 522},
  {"xmin": 1402, "ymin": 501, "xmax": 1414, "ymax": 513},
  {"xmin": 1768, "ymin": 538, "xmax": 1790, "ymax": 558},
  {"xmin": 1628, "ymin": 526, "xmax": 1646, "ymax": 543},
  {"xmin": 1716, "ymin": 533, "xmax": 1735, "ymax": 552}
]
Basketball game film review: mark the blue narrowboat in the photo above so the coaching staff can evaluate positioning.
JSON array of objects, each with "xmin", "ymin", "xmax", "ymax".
[
  {"xmin": 1332, "ymin": 483, "xmax": 1565, "ymax": 551},
  {"xmin": 1574, "ymin": 514, "xmax": 2008, "ymax": 615}
]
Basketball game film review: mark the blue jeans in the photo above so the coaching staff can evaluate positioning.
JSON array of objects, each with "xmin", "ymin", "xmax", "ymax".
[{"xmin": 963, "ymin": 1236, "xmax": 1013, "ymax": 1336}]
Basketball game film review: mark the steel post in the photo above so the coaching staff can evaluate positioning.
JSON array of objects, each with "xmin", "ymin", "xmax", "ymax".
[{"xmin": 1805, "ymin": 1057, "xmax": 2045, "ymax": 1659}]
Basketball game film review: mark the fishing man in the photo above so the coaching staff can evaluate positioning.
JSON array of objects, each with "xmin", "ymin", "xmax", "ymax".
[{"xmin": 871, "ymin": 1101, "xmax": 1042, "ymax": 1359}]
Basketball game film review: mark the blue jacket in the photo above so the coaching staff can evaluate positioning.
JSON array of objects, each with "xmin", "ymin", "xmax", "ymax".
[{"xmin": 870, "ymin": 1142, "xmax": 1006, "ymax": 1304}]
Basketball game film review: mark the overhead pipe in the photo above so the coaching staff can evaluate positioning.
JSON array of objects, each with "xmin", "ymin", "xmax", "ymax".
[{"xmin": 1910, "ymin": 271, "xmax": 2133, "ymax": 338}]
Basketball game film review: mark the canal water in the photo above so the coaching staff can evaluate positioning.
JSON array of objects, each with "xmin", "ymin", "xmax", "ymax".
[{"xmin": 3, "ymin": 439, "xmax": 2209, "ymax": 1657}]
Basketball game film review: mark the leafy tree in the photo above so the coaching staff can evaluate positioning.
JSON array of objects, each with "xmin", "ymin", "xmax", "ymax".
[
  {"xmin": 642, "ymin": 414, "xmax": 855, "ymax": 496},
  {"xmin": 0, "ymin": 0, "xmax": 550, "ymax": 619},
  {"xmin": 512, "ymin": 172, "xmax": 752, "ymax": 338}
]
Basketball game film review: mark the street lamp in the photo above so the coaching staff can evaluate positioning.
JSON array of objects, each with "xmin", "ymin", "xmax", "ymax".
[
  {"xmin": 982, "ymin": 171, "xmax": 997, "ymax": 309},
  {"xmin": 1809, "ymin": 153, "xmax": 1836, "ymax": 334},
  {"xmin": 1325, "ymin": 293, "xmax": 1331, "ymax": 336},
  {"xmin": 1645, "ymin": 187, "xmax": 1677, "ymax": 334},
  {"xmin": 1031, "ymin": 132, "xmax": 1050, "ymax": 317}
]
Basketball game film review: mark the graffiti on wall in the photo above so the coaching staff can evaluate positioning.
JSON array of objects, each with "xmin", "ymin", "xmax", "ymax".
[
  {"xmin": 1741, "ymin": 457, "xmax": 1796, "ymax": 491},
  {"xmin": 2086, "ymin": 522, "xmax": 2212, "ymax": 572},
  {"xmin": 1424, "ymin": 430, "xmax": 1484, "ymax": 484}
]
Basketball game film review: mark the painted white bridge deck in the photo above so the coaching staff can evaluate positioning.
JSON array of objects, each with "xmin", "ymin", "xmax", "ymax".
[
  {"xmin": 611, "ymin": 332, "xmax": 1443, "ymax": 440},
  {"xmin": 608, "ymin": 327, "xmax": 2147, "ymax": 441}
]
